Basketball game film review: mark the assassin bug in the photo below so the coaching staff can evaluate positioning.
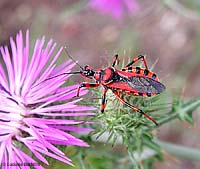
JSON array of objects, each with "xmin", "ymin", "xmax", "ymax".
[
  {"xmin": 36, "ymin": 50, "xmax": 165, "ymax": 125},
  {"xmin": 68, "ymin": 52, "xmax": 165, "ymax": 126}
]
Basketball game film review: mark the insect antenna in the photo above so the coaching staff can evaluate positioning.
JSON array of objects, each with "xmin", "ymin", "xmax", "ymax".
[
  {"xmin": 40, "ymin": 71, "xmax": 81, "ymax": 82},
  {"xmin": 32, "ymin": 71, "xmax": 81, "ymax": 88},
  {"xmin": 64, "ymin": 47, "xmax": 84, "ymax": 71},
  {"xmin": 32, "ymin": 47, "xmax": 83, "ymax": 89}
]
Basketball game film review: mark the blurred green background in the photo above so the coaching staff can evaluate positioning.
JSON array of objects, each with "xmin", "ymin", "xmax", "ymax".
[{"xmin": 0, "ymin": 0, "xmax": 200, "ymax": 168}]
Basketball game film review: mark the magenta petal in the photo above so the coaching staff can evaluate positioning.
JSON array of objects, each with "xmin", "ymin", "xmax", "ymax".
[
  {"xmin": 13, "ymin": 146, "xmax": 45, "ymax": 169},
  {"xmin": 26, "ymin": 112, "xmax": 95, "ymax": 117},
  {"xmin": 34, "ymin": 147, "xmax": 74, "ymax": 166},
  {"xmin": 0, "ymin": 30, "xmax": 95, "ymax": 167},
  {"xmin": 0, "ymin": 141, "xmax": 6, "ymax": 165},
  {"xmin": 28, "ymin": 147, "xmax": 49, "ymax": 165},
  {"xmin": 50, "ymin": 125, "xmax": 94, "ymax": 132}
]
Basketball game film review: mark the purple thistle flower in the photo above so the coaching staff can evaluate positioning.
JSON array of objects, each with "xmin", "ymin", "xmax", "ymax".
[
  {"xmin": 0, "ymin": 30, "xmax": 95, "ymax": 168},
  {"xmin": 89, "ymin": 0, "xmax": 139, "ymax": 20}
]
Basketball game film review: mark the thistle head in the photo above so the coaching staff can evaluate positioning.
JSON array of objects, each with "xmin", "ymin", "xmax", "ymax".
[{"xmin": 0, "ymin": 30, "xmax": 95, "ymax": 168}]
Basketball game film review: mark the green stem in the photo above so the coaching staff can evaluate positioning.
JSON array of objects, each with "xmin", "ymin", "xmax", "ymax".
[
  {"xmin": 145, "ymin": 112, "xmax": 179, "ymax": 132},
  {"xmin": 156, "ymin": 140, "xmax": 200, "ymax": 161},
  {"xmin": 78, "ymin": 152, "xmax": 86, "ymax": 169},
  {"xmin": 88, "ymin": 132, "xmax": 200, "ymax": 161},
  {"xmin": 157, "ymin": 113, "xmax": 178, "ymax": 126},
  {"xmin": 128, "ymin": 150, "xmax": 139, "ymax": 169}
]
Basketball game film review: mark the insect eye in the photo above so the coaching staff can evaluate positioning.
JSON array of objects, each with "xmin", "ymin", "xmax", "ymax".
[{"xmin": 84, "ymin": 65, "xmax": 93, "ymax": 71}]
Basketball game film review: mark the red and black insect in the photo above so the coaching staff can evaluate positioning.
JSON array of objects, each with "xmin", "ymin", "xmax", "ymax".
[
  {"xmin": 36, "ymin": 52, "xmax": 165, "ymax": 125},
  {"xmin": 72, "ymin": 54, "xmax": 165, "ymax": 126}
]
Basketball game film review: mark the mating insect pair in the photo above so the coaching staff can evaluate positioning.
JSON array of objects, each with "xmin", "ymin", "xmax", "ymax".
[{"xmin": 69, "ymin": 53, "xmax": 165, "ymax": 126}]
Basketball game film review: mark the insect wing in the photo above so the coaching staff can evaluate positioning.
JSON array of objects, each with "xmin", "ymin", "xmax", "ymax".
[
  {"xmin": 126, "ymin": 76, "xmax": 165, "ymax": 94},
  {"xmin": 115, "ymin": 70, "xmax": 166, "ymax": 95}
]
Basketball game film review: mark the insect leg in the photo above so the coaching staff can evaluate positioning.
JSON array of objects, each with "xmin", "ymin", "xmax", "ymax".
[
  {"xmin": 112, "ymin": 54, "xmax": 119, "ymax": 67},
  {"xmin": 126, "ymin": 55, "xmax": 148, "ymax": 70},
  {"xmin": 77, "ymin": 82, "xmax": 100, "ymax": 97},
  {"xmin": 112, "ymin": 90, "xmax": 158, "ymax": 126},
  {"xmin": 101, "ymin": 87, "xmax": 108, "ymax": 113}
]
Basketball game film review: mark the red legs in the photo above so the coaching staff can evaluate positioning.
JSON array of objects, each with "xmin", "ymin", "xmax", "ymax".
[
  {"xmin": 100, "ymin": 87, "xmax": 108, "ymax": 113},
  {"xmin": 76, "ymin": 82, "xmax": 100, "ymax": 97},
  {"xmin": 112, "ymin": 90, "xmax": 158, "ymax": 126},
  {"xmin": 112, "ymin": 54, "xmax": 119, "ymax": 67},
  {"xmin": 125, "ymin": 55, "xmax": 148, "ymax": 70},
  {"xmin": 112, "ymin": 54, "xmax": 149, "ymax": 70},
  {"xmin": 77, "ymin": 83, "xmax": 109, "ymax": 113}
]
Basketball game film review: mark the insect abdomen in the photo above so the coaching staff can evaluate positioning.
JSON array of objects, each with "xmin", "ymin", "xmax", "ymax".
[{"xmin": 121, "ymin": 67, "xmax": 159, "ymax": 81}]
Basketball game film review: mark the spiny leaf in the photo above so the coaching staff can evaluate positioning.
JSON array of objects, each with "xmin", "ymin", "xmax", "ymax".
[{"xmin": 176, "ymin": 98, "xmax": 200, "ymax": 124}]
